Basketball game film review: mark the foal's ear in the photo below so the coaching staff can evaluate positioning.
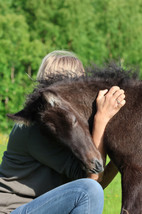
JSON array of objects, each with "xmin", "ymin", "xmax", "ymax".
[
  {"xmin": 43, "ymin": 91, "xmax": 62, "ymax": 108},
  {"xmin": 7, "ymin": 109, "xmax": 30, "ymax": 125}
]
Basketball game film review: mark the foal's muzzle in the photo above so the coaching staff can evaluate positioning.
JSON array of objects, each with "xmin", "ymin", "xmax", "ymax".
[{"xmin": 88, "ymin": 159, "xmax": 104, "ymax": 174}]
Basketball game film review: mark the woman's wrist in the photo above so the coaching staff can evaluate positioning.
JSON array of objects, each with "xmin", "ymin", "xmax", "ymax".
[
  {"xmin": 92, "ymin": 112, "xmax": 108, "ymax": 164},
  {"xmin": 94, "ymin": 112, "xmax": 110, "ymax": 128}
]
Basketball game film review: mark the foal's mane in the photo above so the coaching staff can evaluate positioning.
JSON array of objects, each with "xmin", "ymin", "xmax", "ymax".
[
  {"xmin": 86, "ymin": 61, "xmax": 139, "ymax": 81},
  {"xmin": 24, "ymin": 62, "xmax": 140, "ymax": 112},
  {"xmin": 38, "ymin": 61, "xmax": 140, "ymax": 88}
]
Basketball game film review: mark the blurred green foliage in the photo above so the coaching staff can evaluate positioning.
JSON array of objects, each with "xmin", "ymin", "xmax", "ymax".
[{"xmin": 1, "ymin": 0, "xmax": 142, "ymax": 132}]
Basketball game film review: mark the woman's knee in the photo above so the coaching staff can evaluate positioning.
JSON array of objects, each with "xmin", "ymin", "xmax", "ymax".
[
  {"xmin": 73, "ymin": 178, "xmax": 104, "ymax": 199},
  {"xmin": 73, "ymin": 178, "xmax": 104, "ymax": 213},
  {"xmin": 81, "ymin": 178, "xmax": 103, "ymax": 196}
]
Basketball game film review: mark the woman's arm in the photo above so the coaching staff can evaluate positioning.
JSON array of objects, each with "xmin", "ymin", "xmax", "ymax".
[{"xmin": 88, "ymin": 86, "xmax": 125, "ymax": 184}]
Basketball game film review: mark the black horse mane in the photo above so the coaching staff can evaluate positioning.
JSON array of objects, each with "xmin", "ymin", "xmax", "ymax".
[
  {"xmin": 86, "ymin": 61, "xmax": 139, "ymax": 80},
  {"xmin": 37, "ymin": 61, "xmax": 140, "ymax": 87},
  {"xmin": 25, "ymin": 62, "xmax": 140, "ymax": 108}
]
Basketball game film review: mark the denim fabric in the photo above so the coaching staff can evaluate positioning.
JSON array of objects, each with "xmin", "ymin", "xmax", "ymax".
[{"xmin": 11, "ymin": 178, "xmax": 104, "ymax": 214}]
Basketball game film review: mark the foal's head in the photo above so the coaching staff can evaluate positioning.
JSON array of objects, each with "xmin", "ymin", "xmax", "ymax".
[{"xmin": 7, "ymin": 86, "xmax": 103, "ymax": 174}]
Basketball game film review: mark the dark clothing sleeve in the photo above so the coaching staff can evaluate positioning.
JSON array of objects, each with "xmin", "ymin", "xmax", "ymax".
[
  {"xmin": 7, "ymin": 124, "xmax": 86, "ymax": 180},
  {"xmin": 0, "ymin": 123, "xmax": 86, "ymax": 213}
]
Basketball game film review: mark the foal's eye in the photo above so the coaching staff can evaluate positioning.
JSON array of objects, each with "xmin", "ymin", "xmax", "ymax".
[{"xmin": 72, "ymin": 115, "xmax": 77, "ymax": 126}]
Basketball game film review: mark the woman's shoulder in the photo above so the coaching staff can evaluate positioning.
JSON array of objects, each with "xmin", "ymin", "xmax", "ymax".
[
  {"xmin": 10, "ymin": 123, "xmax": 40, "ymax": 136},
  {"xmin": 7, "ymin": 123, "xmax": 43, "ymax": 150},
  {"xmin": 9, "ymin": 123, "xmax": 52, "ymax": 146}
]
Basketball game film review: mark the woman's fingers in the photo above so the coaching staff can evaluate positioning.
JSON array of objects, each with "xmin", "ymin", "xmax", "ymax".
[
  {"xmin": 106, "ymin": 86, "xmax": 120, "ymax": 96},
  {"xmin": 121, "ymin": 99, "xmax": 126, "ymax": 106},
  {"xmin": 105, "ymin": 86, "xmax": 125, "ymax": 107},
  {"xmin": 105, "ymin": 86, "xmax": 120, "ymax": 103},
  {"xmin": 95, "ymin": 86, "xmax": 126, "ymax": 124},
  {"xmin": 113, "ymin": 90, "xmax": 125, "ymax": 107},
  {"xmin": 96, "ymin": 86, "xmax": 126, "ymax": 109},
  {"xmin": 97, "ymin": 89, "xmax": 108, "ymax": 100},
  {"xmin": 113, "ymin": 89, "xmax": 125, "ymax": 100},
  {"xmin": 117, "ymin": 98, "xmax": 126, "ymax": 107},
  {"xmin": 116, "ymin": 93, "xmax": 125, "ymax": 103}
]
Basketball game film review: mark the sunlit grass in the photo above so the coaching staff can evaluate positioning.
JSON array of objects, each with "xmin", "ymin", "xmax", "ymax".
[
  {"xmin": 103, "ymin": 173, "xmax": 121, "ymax": 213},
  {"xmin": 0, "ymin": 133, "xmax": 8, "ymax": 162},
  {"xmin": 0, "ymin": 133, "xmax": 121, "ymax": 213},
  {"xmin": 103, "ymin": 155, "xmax": 122, "ymax": 213}
]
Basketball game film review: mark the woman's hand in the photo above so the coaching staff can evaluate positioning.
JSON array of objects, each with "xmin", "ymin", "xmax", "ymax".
[
  {"xmin": 95, "ymin": 86, "xmax": 126, "ymax": 125},
  {"xmin": 93, "ymin": 86, "xmax": 126, "ymax": 157},
  {"xmin": 88, "ymin": 86, "xmax": 126, "ymax": 182}
]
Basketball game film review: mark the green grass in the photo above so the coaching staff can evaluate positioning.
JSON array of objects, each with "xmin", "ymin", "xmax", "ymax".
[
  {"xmin": 0, "ymin": 133, "xmax": 121, "ymax": 213},
  {"xmin": 103, "ymin": 173, "xmax": 121, "ymax": 213},
  {"xmin": 0, "ymin": 133, "xmax": 8, "ymax": 162}
]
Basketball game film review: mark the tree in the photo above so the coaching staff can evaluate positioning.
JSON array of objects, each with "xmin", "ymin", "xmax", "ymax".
[
  {"xmin": 1, "ymin": 0, "xmax": 142, "ymax": 132},
  {"xmin": 93, "ymin": 0, "xmax": 142, "ymax": 71}
]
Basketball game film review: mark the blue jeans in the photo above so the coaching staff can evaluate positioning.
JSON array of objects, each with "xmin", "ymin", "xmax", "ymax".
[{"xmin": 11, "ymin": 178, "xmax": 104, "ymax": 214}]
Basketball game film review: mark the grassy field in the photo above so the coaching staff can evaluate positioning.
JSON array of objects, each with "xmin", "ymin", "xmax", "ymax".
[
  {"xmin": 0, "ymin": 133, "xmax": 121, "ymax": 213},
  {"xmin": 103, "ymin": 171, "xmax": 121, "ymax": 213},
  {"xmin": 0, "ymin": 133, "xmax": 8, "ymax": 162}
]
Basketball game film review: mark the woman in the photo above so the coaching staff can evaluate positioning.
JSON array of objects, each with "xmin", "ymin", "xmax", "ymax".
[{"xmin": 0, "ymin": 50, "xmax": 125, "ymax": 214}]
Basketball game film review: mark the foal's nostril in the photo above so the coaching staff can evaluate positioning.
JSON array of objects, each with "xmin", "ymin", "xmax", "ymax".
[
  {"xmin": 88, "ymin": 159, "xmax": 104, "ymax": 174},
  {"xmin": 95, "ymin": 159, "xmax": 104, "ymax": 173}
]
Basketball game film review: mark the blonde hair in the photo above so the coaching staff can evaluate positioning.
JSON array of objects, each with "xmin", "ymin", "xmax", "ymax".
[{"xmin": 37, "ymin": 50, "xmax": 85, "ymax": 80}]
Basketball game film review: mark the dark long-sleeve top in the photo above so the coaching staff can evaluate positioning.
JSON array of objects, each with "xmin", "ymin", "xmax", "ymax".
[{"xmin": 0, "ymin": 124, "xmax": 86, "ymax": 213}]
